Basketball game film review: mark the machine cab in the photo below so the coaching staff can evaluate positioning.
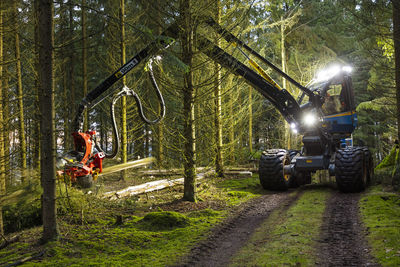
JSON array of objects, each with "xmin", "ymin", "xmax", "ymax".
[
  {"xmin": 317, "ymin": 68, "xmax": 357, "ymax": 134},
  {"xmin": 306, "ymin": 66, "xmax": 357, "ymax": 135}
]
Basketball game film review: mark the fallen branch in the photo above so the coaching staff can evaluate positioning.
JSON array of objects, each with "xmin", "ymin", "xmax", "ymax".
[
  {"xmin": 5, "ymin": 250, "xmax": 45, "ymax": 267},
  {"xmin": 0, "ymin": 234, "xmax": 19, "ymax": 250},
  {"xmin": 103, "ymin": 170, "xmax": 214, "ymax": 200},
  {"xmin": 224, "ymin": 171, "xmax": 253, "ymax": 177}
]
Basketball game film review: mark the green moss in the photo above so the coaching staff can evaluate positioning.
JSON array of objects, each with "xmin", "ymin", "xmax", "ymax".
[
  {"xmin": 227, "ymin": 191, "xmax": 249, "ymax": 198},
  {"xmin": 1, "ymin": 174, "xmax": 260, "ymax": 266},
  {"xmin": 231, "ymin": 189, "xmax": 330, "ymax": 266},
  {"xmin": 215, "ymin": 175, "xmax": 263, "ymax": 206},
  {"xmin": 217, "ymin": 175, "xmax": 261, "ymax": 192},
  {"xmin": 4, "ymin": 210, "xmax": 224, "ymax": 267},
  {"xmin": 187, "ymin": 208, "xmax": 221, "ymax": 218},
  {"xmin": 140, "ymin": 211, "xmax": 190, "ymax": 229},
  {"xmin": 360, "ymin": 187, "xmax": 400, "ymax": 266}
]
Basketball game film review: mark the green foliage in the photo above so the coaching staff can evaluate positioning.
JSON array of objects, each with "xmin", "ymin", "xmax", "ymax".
[
  {"xmin": 375, "ymin": 145, "xmax": 398, "ymax": 170},
  {"xmin": 3, "ymin": 184, "xmax": 42, "ymax": 233},
  {"xmin": 360, "ymin": 187, "xmax": 400, "ymax": 266}
]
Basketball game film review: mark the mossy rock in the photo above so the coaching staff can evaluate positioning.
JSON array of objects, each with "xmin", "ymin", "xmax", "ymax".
[{"xmin": 141, "ymin": 211, "xmax": 190, "ymax": 229}]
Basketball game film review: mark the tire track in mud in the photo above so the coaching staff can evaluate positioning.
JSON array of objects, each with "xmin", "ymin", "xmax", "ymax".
[
  {"xmin": 175, "ymin": 190, "xmax": 303, "ymax": 267},
  {"xmin": 317, "ymin": 192, "xmax": 378, "ymax": 266}
]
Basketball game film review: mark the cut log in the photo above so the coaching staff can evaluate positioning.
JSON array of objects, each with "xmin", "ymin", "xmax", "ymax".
[
  {"xmin": 103, "ymin": 170, "xmax": 214, "ymax": 200},
  {"xmin": 225, "ymin": 171, "xmax": 253, "ymax": 177}
]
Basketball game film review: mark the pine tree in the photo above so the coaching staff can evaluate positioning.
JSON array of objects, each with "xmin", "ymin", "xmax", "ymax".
[
  {"xmin": 37, "ymin": 0, "xmax": 58, "ymax": 242},
  {"xmin": 0, "ymin": 3, "xmax": 5, "ymax": 236},
  {"xmin": 179, "ymin": 0, "xmax": 196, "ymax": 202}
]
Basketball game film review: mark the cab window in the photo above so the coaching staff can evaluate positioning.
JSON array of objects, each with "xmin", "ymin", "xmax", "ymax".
[{"xmin": 322, "ymin": 83, "xmax": 346, "ymax": 115}]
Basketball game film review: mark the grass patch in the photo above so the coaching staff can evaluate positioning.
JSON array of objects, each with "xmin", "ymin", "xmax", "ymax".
[
  {"xmin": 0, "ymin": 174, "xmax": 266, "ymax": 266},
  {"xmin": 140, "ymin": 211, "xmax": 190, "ymax": 229},
  {"xmin": 231, "ymin": 188, "xmax": 330, "ymax": 266},
  {"xmin": 216, "ymin": 174, "xmax": 263, "ymax": 206},
  {"xmin": 360, "ymin": 186, "xmax": 400, "ymax": 266},
  {"xmin": 0, "ymin": 211, "xmax": 225, "ymax": 267}
]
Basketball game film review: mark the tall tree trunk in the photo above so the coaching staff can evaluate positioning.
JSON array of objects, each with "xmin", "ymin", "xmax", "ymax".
[
  {"xmin": 61, "ymin": 2, "xmax": 69, "ymax": 151},
  {"xmin": 68, "ymin": 0, "xmax": 75, "ymax": 147},
  {"xmin": 144, "ymin": 125, "xmax": 149, "ymax": 157},
  {"xmin": 157, "ymin": 104, "xmax": 164, "ymax": 166},
  {"xmin": 180, "ymin": 0, "xmax": 196, "ymax": 202},
  {"xmin": 229, "ymin": 91, "xmax": 234, "ymax": 164},
  {"xmin": 33, "ymin": 0, "xmax": 40, "ymax": 171},
  {"xmin": 0, "ymin": 5, "xmax": 5, "ymax": 236},
  {"xmin": 281, "ymin": 17, "xmax": 291, "ymax": 149},
  {"xmin": 393, "ymin": 0, "xmax": 400, "ymax": 189},
  {"xmin": 248, "ymin": 87, "xmax": 252, "ymax": 153},
  {"xmin": 2, "ymin": 70, "xmax": 10, "ymax": 184},
  {"xmin": 155, "ymin": 9, "xmax": 164, "ymax": 167},
  {"xmin": 82, "ymin": 0, "xmax": 88, "ymax": 131},
  {"xmin": 37, "ymin": 0, "xmax": 58, "ymax": 242},
  {"xmin": 14, "ymin": 0, "xmax": 27, "ymax": 180},
  {"xmin": 214, "ymin": 0, "xmax": 224, "ymax": 177},
  {"xmin": 394, "ymin": 0, "xmax": 400, "ymax": 143},
  {"xmin": 120, "ymin": 0, "xmax": 127, "ymax": 180}
]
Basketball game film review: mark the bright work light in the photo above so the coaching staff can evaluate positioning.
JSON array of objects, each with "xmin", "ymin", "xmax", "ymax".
[{"xmin": 303, "ymin": 113, "xmax": 317, "ymax": 127}]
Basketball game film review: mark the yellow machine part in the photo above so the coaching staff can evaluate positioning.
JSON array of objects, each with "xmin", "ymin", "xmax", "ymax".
[{"xmin": 233, "ymin": 42, "xmax": 282, "ymax": 91}]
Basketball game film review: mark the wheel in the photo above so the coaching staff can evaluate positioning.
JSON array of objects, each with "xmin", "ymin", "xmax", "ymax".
[
  {"xmin": 77, "ymin": 175, "xmax": 93, "ymax": 188},
  {"xmin": 335, "ymin": 147, "xmax": 367, "ymax": 193},
  {"xmin": 259, "ymin": 149, "xmax": 291, "ymax": 191},
  {"xmin": 288, "ymin": 150, "xmax": 300, "ymax": 188},
  {"xmin": 362, "ymin": 147, "xmax": 374, "ymax": 185}
]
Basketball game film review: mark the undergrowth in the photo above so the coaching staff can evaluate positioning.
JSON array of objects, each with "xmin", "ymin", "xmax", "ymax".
[
  {"xmin": 0, "ymin": 174, "xmax": 262, "ymax": 266},
  {"xmin": 360, "ymin": 186, "xmax": 400, "ymax": 266}
]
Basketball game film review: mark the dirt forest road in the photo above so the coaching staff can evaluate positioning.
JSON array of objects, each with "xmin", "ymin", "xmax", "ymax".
[
  {"xmin": 317, "ymin": 192, "xmax": 378, "ymax": 266},
  {"xmin": 175, "ymin": 188, "xmax": 378, "ymax": 267}
]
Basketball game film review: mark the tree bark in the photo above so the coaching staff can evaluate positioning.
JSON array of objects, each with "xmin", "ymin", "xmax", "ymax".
[
  {"xmin": 180, "ymin": 0, "xmax": 196, "ymax": 202},
  {"xmin": 281, "ymin": 16, "xmax": 291, "ymax": 149},
  {"xmin": 67, "ymin": 0, "xmax": 75, "ymax": 149},
  {"xmin": 33, "ymin": 0, "xmax": 41, "ymax": 171},
  {"xmin": 394, "ymin": 0, "xmax": 400, "ymax": 143},
  {"xmin": 37, "ymin": 0, "xmax": 58, "ymax": 242},
  {"xmin": 2, "ymin": 71, "xmax": 10, "ymax": 184},
  {"xmin": 214, "ymin": 0, "xmax": 224, "ymax": 178},
  {"xmin": 0, "ymin": 5, "xmax": 5, "ymax": 236},
  {"xmin": 14, "ymin": 0, "xmax": 27, "ymax": 180},
  {"xmin": 393, "ymin": 0, "xmax": 400, "ymax": 189},
  {"xmin": 82, "ymin": 0, "xmax": 88, "ymax": 131},
  {"xmin": 120, "ymin": 0, "xmax": 127, "ymax": 180},
  {"xmin": 248, "ymin": 87, "xmax": 252, "ymax": 153}
]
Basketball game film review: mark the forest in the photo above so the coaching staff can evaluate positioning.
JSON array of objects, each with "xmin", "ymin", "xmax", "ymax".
[{"xmin": 0, "ymin": 0, "xmax": 400, "ymax": 266}]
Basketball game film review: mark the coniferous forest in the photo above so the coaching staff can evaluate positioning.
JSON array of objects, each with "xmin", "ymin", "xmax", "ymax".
[{"xmin": 1, "ymin": 0, "xmax": 400, "ymax": 266}]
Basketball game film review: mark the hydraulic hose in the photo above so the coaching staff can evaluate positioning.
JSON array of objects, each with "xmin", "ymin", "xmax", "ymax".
[{"xmin": 96, "ymin": 58, "xmax": 166, "ymax": 158}]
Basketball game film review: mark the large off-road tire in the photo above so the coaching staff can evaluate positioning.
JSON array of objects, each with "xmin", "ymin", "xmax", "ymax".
[
  {"xmin": 259, "ymin": 149, "xmax": 290, "ymax": 191},
  {"xmin": 77, "ymin": 175, "xmax": 93, "ymax": 188},
  {"xmin": 335, "ymin": 147, "xmax": 367, "ymax": 193},
  {"xmin": 362, "ymin": 147, "xmax": 374, "ymax": 185},
  {"xmin": 288, "ymin": 150, "xmax": 300, "ymax": 188}
]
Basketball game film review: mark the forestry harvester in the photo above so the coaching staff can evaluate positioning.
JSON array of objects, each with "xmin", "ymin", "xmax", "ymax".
[{"xmin": 58, "ymin": 18, "xmax": 372, "ymax": 192}]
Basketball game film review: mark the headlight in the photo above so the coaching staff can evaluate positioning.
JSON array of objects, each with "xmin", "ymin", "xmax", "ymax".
[
  {"xmin": 303, "ymin": 113, "xmax": 317, "ymax": 127},
  {"xmin": 290, "ymin": 122, "xmax": 298, "ymax": 134}
]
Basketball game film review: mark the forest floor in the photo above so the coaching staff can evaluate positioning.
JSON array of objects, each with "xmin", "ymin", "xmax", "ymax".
[{"xmin": 1, "ymin": 171, "xmax": 400, "ymax": 266}]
